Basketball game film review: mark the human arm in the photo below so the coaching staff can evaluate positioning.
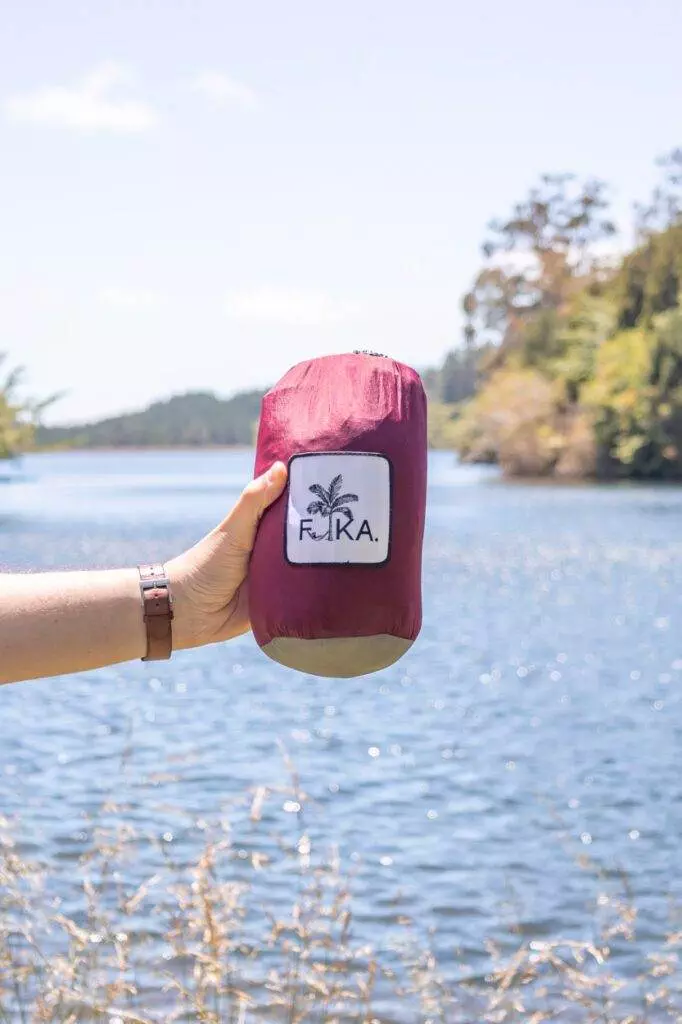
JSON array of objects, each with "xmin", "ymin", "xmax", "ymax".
[{"xmin": 0, "ymin": 462, "xmax": 287, "ymax": 685}]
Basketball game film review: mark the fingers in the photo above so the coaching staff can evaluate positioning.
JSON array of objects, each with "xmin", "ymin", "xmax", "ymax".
[{"xmin": 217, "ymin": 461, "xmax": 288, "ymax": 553}]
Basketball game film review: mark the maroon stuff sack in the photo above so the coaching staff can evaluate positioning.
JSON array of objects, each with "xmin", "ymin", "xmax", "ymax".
[{"xmin": 249, "ymin": 351, "xmax": 427, "ymax": 677}]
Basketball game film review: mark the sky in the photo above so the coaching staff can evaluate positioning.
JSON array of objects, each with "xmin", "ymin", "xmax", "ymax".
[{"xmin": 2, "ymin": 0, "xmax": 682, "ymax": 424}]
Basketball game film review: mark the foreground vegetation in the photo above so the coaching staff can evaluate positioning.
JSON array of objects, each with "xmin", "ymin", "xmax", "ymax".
[
  {"xmin": 1, "ymin": 769, "xmax": 682, "ymax": 1023},
  {"xmin": 0, "ymin": 356, "xmax": 37, "ymax": 461}
]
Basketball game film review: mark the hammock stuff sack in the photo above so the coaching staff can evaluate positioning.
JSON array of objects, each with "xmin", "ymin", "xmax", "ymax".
[{"xmin": 249, "ymin": 351, "xmax": 427, "ymax": 678}]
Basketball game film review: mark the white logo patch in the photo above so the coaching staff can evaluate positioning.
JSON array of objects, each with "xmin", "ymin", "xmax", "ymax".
[{"xmin": 285, "ymin": 452, "xmax": 391, "ymax": 565}]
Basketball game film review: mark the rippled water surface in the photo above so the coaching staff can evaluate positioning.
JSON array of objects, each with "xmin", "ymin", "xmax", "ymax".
[{"xmin": 2, "ymin": 450, "xmax": 682, "ymax": 1008}]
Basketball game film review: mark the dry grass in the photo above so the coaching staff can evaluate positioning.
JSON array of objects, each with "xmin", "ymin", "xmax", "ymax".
[{"xmin": 1, "ymin": 766, "xmax": 681, "ymax": 1024}]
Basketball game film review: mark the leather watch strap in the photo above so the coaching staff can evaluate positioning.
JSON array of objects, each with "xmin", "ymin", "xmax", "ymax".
[{"xmin": 138, "ymin": 563, "xmax": 174, "ymax": 661}]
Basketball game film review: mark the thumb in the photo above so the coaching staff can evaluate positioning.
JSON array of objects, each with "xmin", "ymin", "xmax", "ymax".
[{"xmin": 217, "ymin": 461, "xmax": 288, "ymax": 554}]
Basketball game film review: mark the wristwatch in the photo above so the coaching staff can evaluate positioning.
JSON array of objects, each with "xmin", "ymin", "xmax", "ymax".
[{"xmin": 138, "ymin": 563, "xmax": 174, "ymax": 661}]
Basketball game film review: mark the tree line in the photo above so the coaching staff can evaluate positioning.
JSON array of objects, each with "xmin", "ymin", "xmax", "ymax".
[
  {"xmin": 4, "ymin": 148, "xmax": 682, "ymax": 475},
  {"xmin": 429, "ymin": 149, "xmax": 682, "ymax": 478},
  {"xmin": 34, "ymin": 390, "xmax": 264, "ymax": 449}
]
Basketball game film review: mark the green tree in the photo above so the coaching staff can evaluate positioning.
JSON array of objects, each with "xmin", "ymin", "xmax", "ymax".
[
  {"xmin": 451, "ymin": 157, "xmax": 682, "ymax": 480},
  {"xmin": 439, "ymin": 348, "xmax": 479, "ymax": 404},
  {"xmin": 427, "ymin": 401, "xmax": 461, "ymax": 449},
  {"xmin": 468, "ymin": 174, "xmax": 615, "ymax": 358},
  {"xmin": 614, "ymin": 221, "xmax": 682, "ymax": 329},
  {"xmin": 584, "ymin": 308, "xmax": 682, "ymax": 478},
  {"xmin": 0, "ymin": 355, "xmax": 35, "ymax": 460},
  {"xmin": 635, "ymin": 148, "xmax": 682, "ymax": 238}
]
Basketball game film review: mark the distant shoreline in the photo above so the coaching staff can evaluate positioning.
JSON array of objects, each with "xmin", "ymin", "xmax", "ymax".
[{"xmin": 30, "ymin": 444, "xmax": 254, "ymax": 453}]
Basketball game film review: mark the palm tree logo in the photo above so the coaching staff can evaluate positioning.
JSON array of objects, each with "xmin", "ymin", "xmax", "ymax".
[{"xmin": 306, "ymin": 474, "xmax": 359, "ymax": 541}]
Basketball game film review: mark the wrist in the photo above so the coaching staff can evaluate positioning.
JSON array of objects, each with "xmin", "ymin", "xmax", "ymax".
[
  {"xmin": 164, "ymin": 557, "xmax": 195, "ymax": 651},
  {"xmin": 122, "ymin": 568, "xmax": 149, "ymax": 660}
]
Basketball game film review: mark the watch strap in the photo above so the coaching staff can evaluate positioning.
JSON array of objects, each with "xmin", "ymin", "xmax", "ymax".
[{"xmin": 138, "ymin": 563, "xmax": 174, "ymax": 661}]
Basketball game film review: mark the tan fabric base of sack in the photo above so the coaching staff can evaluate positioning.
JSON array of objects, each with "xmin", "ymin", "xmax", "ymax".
[{"xmin": 262, "ymin": 635, "xmax": 414, "ymax": 678}]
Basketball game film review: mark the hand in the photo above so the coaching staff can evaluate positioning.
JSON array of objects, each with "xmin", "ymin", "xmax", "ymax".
[{"xmin": 166, "ymin": 462, "xmax": 288, "ymax": 650}]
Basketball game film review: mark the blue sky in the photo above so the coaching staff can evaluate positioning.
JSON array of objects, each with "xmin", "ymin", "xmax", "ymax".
[{"xmin": 2, "ymin": 0, "xmax": 682, "ymax": 423}]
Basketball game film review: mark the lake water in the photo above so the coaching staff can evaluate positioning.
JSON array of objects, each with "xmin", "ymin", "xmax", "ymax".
[{"xmin": 2, "ymin": 450, "xmax": 682, "ymax": 1015}]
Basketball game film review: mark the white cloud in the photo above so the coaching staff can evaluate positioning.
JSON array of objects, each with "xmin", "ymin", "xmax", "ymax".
[
  {"xmin": 191, "ymin": 71, "xmax": 259, "ymax": 109},
  {"xmin": 225, "ymin": 287, "xmax": 359, "ymax": 328},
  {"xmin": 97, "ymin": 286, "xmax": 163, "ymax": 310},
  {"xmin": 4, "ymin": 62, "xmax": 157, "ymax": 133}
]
